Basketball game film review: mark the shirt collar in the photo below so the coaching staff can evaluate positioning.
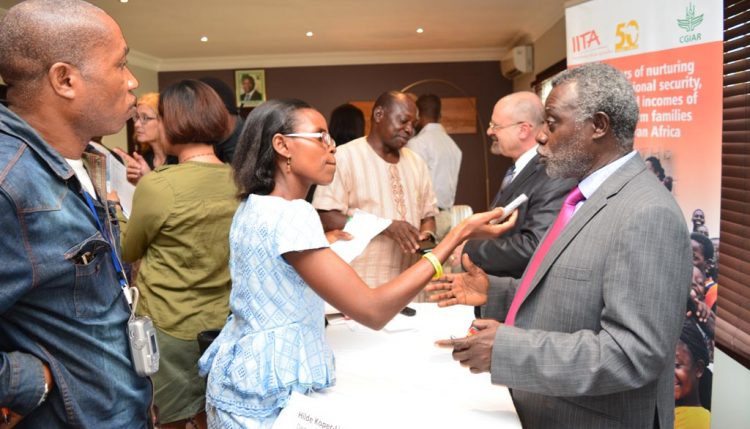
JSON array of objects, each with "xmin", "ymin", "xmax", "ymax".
[
  {"xmin": 578, "ymin": 151, "xmax": 638, "ymax": 200},
  {"xmin": 418, "ymin": 123, "xmax": 445, "ymax": 134},
  {"xmin": 514, "ymin": 145, "xmax": 539, "ymax": 176}
]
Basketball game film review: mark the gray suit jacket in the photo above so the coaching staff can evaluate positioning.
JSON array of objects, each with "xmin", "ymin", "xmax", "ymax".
[
  {"xmin": 463, "ymin": 154, "xmax": 576, "ymax": 278},
  {"xmin": 484, "ymin": 155, "xmax": 691, "ymax": 429}
]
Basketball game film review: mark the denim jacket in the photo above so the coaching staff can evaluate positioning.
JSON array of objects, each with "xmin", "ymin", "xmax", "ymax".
[{"xmin": 0, "ymin": 105, "xmax": 151, "ymax": 428}]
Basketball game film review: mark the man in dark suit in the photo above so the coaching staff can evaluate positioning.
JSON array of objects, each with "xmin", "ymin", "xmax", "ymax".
[
  {"xmin": 430, "ymin": 63, "xmax": 691, "ymax": 428},
  {"xmin": 459, "ymin": 92, "xmax": 575, "ymax": 279},
  {"xmin": 238, "ymin": 74, "xmax": 263, "ymax": 104}
]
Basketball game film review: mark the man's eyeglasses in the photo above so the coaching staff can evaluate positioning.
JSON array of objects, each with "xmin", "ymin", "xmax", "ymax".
[
  {"xmin": 283, "ymin": 131, "xmax": 336, "ymax": 149},
  {"xmin": 488, "ymin": 121, "xmax": 525, "ymax": 132},
  {"xmin": 134, "ymin": 115, "xmax": 157, "ymax": 124}
]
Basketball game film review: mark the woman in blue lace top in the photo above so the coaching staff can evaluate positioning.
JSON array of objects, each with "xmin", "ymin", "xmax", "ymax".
[{"xmin": 198, "ymin": 99, "xmax": 517, "ymax": 428}]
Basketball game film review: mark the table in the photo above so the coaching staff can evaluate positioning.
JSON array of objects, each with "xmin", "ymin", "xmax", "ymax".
[{"xmin": 310, "ymin": 303, "xmax": 521, "ymax": 428}]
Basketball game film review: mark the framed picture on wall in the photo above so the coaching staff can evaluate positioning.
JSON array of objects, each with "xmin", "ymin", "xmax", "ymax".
[{"xmin": 235, "ymin": 69, "xmax": 266, "ymax": 108}]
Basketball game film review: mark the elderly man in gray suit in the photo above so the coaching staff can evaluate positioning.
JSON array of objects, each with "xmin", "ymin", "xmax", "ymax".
[{"xmin": 428, "ymin": 62, "xmax": 691, "ymax": 428}]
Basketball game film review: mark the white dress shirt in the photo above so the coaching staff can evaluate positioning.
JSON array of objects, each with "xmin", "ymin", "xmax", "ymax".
[
  {"xmin": 407, "ymin": 123, "xmax": 462, "ymax": 209},
  {"xmin": 511, "ymin": 145, "xmax": 540, "ymax": 182}
]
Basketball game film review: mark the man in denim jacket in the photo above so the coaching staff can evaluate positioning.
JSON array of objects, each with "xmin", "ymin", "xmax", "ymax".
[{"xmin": 0, "ymin": 1, "xmax": 151, "ymax": 427}]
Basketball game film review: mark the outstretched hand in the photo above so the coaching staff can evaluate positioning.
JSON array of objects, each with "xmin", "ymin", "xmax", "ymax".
[
  {"xmin": 426, "ymin": 254, "xmax": 489, "ymax": 307},
  {"xmin": 435, "ymin": 319, "xmax": 500, "ymax": 373},
  {"xmin": 456, "ymin": 207, "xmax": 518, "ymax": 241},
  {"xmin": 112, "ymin": 148, "xmax": 151, "ymax": 185}
]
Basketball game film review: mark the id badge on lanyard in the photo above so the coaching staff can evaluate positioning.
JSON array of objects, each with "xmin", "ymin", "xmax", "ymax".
[{"xmin": 82, "ymin": 192, "xmax": 160, "ymax": 376}]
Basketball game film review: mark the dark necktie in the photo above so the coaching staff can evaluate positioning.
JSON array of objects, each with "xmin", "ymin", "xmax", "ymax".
[
  {"xmin": 490, "ymin": 165, "xmax": 516, "ymax": 208},
  {"xmin": 500, "ymin": 165, "xmax": 515, "ymax": 192},
  {"xmin": 505, "ymin": 186, "xmax": 586, "ymax": 326}
]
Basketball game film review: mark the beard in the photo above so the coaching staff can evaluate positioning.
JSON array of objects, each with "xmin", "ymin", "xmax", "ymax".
[
  {"xmin": 489, "ymin": 137, "xmax": 502, "ymax": 156},
  {"xmin": 540, "ymin": 127, "xmax": 594, "ymax": 180}
]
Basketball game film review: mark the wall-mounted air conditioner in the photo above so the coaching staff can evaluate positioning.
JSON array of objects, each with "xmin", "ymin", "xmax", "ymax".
[{"xmin": 501, "ymin": 45, "xmax": 533, "ymax": 79}]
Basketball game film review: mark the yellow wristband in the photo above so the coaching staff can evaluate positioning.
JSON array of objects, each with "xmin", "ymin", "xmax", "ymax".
[{"xmin": 422, "ymin": 252, "xmax": 443, "ymax": 280}]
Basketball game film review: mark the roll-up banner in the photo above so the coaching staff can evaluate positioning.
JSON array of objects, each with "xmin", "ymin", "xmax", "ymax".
[{"xmin": 566, "ymin": 1, "xmax": 722, "ymax": 426}]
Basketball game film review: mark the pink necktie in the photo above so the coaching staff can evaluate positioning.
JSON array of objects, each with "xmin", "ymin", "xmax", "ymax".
[{"xmin": 504, "ymin": 186, "xmax": 586, "ymax": 326}]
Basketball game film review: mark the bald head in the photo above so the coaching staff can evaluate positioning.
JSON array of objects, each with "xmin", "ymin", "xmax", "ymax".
[
  {"xmin": 487, "ymin": 91, "xmax": 544, "ymax": 159},
  {"xmin": 495, "ymin": 91, "xmax": 545, "ymax": 127},
  {"xmin": 0, "ymin": 0, "xmax": 110, "ymax": 101},
  {"xmin": 372, "ymin": 90, "xmax": 412, "ymax": 118}
]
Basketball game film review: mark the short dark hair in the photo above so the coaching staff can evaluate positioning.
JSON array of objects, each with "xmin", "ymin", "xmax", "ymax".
[
  {"xmin": 232, "ymin": 99, "xmax": 311, "ymax": 199},
  {"xmin": 329, "ymin": 104, "xmax": 365, "ymax": 146},
  {"xmin": 679, "ymin": 318, "xmax": 710, "ymax": 368},
  {"xmin": 691, "ymin": 232, "xmax": 714, "ymax": 261},
  {"xmin": 691, "ymin": 231, "xmax": 717, "ymax": 280},
  {"xmin": 416, "ymin": 94, "xmax": 441, "ymax": 121},
  {"xmin": 372, "ymin": 90, "xmax": 404, "ymax": 119},
  {"xmin": 0, "ymin": 0, "xmax": 108, "ymax": 100},
  {"xmin": 199, "ymin": 76, "xmax": 238, "ymax": 115},
  {"xmin": 159, "ymin": 80, "xmax": 230, "ymax": 146}
]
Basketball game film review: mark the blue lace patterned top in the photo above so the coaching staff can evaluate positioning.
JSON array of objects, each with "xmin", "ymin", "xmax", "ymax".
[{"xmin": 199, "ymin": 195, "xmax": 335, "ymax": 419}]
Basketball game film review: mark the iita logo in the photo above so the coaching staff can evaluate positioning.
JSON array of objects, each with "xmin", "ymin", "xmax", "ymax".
[
  {"xmin": 571, "ymin": 29, "xmax": 601, "ymax": 53},
  {"xmin": 677, "ymin": 2, "xmax": 704, "ymax": 44}
]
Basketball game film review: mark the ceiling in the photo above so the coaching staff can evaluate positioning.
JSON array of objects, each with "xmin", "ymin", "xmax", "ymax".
[{"xmin": 0, "ymin": 0, "xmax": 565, "ymax": 71}]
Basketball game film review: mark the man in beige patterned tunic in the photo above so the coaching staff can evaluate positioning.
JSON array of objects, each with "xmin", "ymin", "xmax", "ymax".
[{"xmin": 313, "ymin": 91, "xmax": 438, "ymax": 295}]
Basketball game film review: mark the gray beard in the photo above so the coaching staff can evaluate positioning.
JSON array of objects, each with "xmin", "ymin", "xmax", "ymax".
[{"xmin": 543, "ymin": 135, "xmax": 594, "ymax": 180}]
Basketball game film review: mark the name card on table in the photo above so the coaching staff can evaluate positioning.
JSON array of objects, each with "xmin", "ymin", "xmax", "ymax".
[{"xmin": 272, "ymin": 392, "xmax": 353, "ymax": 429}]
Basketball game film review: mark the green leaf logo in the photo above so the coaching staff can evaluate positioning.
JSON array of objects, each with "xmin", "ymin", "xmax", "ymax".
[{"xmin": 677, "ymin": 3, "xmax": 704, "ymax": 32}]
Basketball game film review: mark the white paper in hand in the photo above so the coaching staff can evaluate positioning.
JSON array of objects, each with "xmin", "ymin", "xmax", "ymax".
[
  {"xmin": 89, "ymin": 142, "xmax": 135, "ymax": 218},
  {"xmin": 329, "ymin": 209, "xmax": 391, "ymax": 263},
  {"xmin": 108, "ymin": 158, "xmax": 135, "ymax": 218}
]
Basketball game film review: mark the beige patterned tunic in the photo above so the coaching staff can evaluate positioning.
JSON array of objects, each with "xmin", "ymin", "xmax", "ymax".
[{"xmin": 313, "ymin": 137, "xmax": 438, "ymax": 288}]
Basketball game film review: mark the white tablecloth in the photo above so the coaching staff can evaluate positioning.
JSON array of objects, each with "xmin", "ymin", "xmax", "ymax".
[{"xmin": 311, "ymin": 303, "xmax": 521, "ymax": 428}]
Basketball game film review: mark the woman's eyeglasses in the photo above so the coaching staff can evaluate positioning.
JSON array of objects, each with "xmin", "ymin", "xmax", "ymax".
[
  {"xmin": 283, "ymin": 131, "xmax": 336, "ymax": 149},
  {"xmin": 134, "ymin": 115, "xmax": 157, "ymax": 124}
]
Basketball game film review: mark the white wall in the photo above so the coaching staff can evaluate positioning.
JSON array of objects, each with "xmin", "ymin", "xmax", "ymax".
[
  {"xmin": 100, "ymin": 63, "xmax": 159, "ymax": 152},
  {"xmin": 513, "ymin": 17, "xmax": 566, "ymax": 93},
  {"xmin": 711, "ymin": 349, "xmax": 750, "ymax": 427}
]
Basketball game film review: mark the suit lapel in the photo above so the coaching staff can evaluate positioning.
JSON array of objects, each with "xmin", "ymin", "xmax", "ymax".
[
  {"xmin": 525, "ymin": 155, "xmax": 648, "ymax": 295},
  {"xmin": 493, "ymin": 155, "xmax": 541, "ymax": 207}
]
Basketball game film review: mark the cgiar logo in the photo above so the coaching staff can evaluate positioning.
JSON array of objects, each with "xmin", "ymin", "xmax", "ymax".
[{"xmin": 677, "ymin": 2, "xmax": 704, "ymax": 43}]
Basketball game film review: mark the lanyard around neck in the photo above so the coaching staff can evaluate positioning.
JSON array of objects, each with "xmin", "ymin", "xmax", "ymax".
[{"xmin": 82, "ymin": 191, "xmax": 133, "ymax": 307}]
